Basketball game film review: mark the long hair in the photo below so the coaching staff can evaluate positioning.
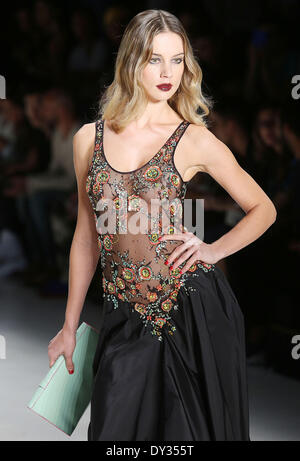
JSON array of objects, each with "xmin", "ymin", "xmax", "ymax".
[{"xmin": 97, "ymin": 9, "xmax": 214, "ymax": 132}]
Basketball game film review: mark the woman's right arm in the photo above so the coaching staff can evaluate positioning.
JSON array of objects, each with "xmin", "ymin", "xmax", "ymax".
[{"xmin": 48, "ymin": 123, "xmax": 101, "ymax": 373}]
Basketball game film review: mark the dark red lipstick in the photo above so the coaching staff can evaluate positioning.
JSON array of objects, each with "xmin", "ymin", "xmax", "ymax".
[{"xmin": 156, "ymin": 84, "xmax": 172, "ymax": 91}]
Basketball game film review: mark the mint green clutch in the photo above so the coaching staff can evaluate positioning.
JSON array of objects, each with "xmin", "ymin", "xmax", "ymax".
[{"xmin": 27, "ymin": 322, "xmax": 99, "ymax": 436}]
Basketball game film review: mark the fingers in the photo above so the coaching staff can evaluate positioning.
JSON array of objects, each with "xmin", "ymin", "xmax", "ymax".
[
  {"xmin": 168, "ymin": 246, "xmax": 196, "ymax": 271},
  {"xmin": 48, "ymin": 351, "xmax": 74, "ymax": 374},
  {"xmin": 165, "ymin": 240, "xmax": 190, "ymax": 266},
  {"xmin": 64, "ymin": 354, "xmax": 74, "ymax": 374},
  {"xmin": 180, "ymin": 254, "xmax": 199, "ymax": 275},
  {"xmin": 48, "ymin": 341, "xmax": 62, "ymax": 367},
  {"xmin": 49, "ymin": 353, "xmax": 59, "ymax": 368}
]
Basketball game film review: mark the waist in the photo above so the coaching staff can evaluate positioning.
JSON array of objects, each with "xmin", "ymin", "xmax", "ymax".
[
  {"xmin": 100, "ymin": 260, "xmax": 215, "ymax": 341},
  {"xmin": 101, "ymin": 259, "xmax": 215, "ymax": 303}
]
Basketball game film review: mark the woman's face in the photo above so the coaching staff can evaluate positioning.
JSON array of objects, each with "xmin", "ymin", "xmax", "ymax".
[{"xmin": 141, "ymin": 32, "xmax": 185, "ymax": 102}]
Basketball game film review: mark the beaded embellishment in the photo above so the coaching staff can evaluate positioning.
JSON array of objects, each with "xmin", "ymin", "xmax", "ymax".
[{"xmin": 86, "ymin": 117, "xmax": 215, "ymax": 341}]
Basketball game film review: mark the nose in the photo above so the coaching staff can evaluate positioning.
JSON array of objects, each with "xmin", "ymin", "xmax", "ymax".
[{"xmin": 160, "ymin": 63, "xmax": 172, "ymax": 79}]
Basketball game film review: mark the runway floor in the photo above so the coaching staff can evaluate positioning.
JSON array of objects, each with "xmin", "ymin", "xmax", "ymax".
[{"xmin": 1, "ymin": 275, "xmax": 299, "ymax": 441}]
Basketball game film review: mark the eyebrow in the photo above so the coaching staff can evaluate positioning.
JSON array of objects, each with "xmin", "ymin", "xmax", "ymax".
[{"xmin": 151, "ymin": 52, "xmax": 184, "ymax": 57}]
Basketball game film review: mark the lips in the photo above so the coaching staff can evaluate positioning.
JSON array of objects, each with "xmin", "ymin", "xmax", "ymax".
[{"xmin": 156, "ymin": 84, "xmax": 172, "ymax": 91}]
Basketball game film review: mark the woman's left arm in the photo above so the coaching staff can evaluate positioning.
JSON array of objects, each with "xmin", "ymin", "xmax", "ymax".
[
  {"xmin": 160, "ymin": 126, "xmax": 277, "ymax": 270},
  {"xmin": 198, "ymin": 129, "xmax": 277, "ymax": 260}
]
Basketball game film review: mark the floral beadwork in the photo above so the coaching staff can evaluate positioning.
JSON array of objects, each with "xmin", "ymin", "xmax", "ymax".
[{"xmin": 86, "ymin": 117, "xmax": 215, "ymax": 341}]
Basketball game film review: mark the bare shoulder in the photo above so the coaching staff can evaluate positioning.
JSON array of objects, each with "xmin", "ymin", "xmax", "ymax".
[
  {"xmin": 73, "ymin": 122, "xmax": 96, "ymax": 173},
  {"xmin": 186, "ymin": 123, "xmax": 235, "ymax": 174},
  {"xmin": 73, "ymin": 122, "xmax": 96, "ymax": 152}
]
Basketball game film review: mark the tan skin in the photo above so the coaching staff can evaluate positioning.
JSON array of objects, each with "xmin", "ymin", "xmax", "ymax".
[{"xmin": 48, "ymin": 31, "xmax": 277, "ymax": 373}]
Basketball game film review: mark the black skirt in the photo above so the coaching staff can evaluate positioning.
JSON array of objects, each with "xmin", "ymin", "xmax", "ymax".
[{"xmin": 87, "ymin": 265, "xmax": 250, "ymax": 441}]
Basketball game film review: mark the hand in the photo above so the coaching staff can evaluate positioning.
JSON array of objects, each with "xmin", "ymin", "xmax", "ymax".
[
  {"xmin": 48, "ymin": 325, "xmax": 76, "ymax": 374},
  {"xmin": 159, "ymin": 225, "xmax": 221, "ymax": 274}
]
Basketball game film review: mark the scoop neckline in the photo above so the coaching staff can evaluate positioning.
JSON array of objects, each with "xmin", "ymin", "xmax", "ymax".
[{"xmin": 100, "ymin": 118, "xmax": 186, "ymax": 175}]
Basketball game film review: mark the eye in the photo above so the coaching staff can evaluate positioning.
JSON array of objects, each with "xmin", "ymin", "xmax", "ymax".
[{"xmin": 149, "ymin": 58, "xmax": 184, "ymax": 64}]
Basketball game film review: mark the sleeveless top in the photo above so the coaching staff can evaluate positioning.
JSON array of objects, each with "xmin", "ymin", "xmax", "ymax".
[{"xmin": 86, "ymin": 117, "xmax": 215, "ymax": 341}]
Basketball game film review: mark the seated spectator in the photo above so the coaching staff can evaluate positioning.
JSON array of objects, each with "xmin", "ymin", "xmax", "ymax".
[
  {"xmin": 17, "ymin": 88, "xmax": 81, "ymax": 284},
  {"xmin": 207, "ymin": 100, "xmax": 285, "ymax": 355},
  {"xmin": 0, "ymin": 92, "xmax": 51, "ymax": 276},
  {"xmin": 248, "ymin": 102, "xmax": 292, "ymax": 195},
  {"xmin": 25, "ymin": 89, "xmax": 80, "ymax": 194},
  {"xmin": 206, "ymin": 100, "xmax": 253, "ymax": 244}
]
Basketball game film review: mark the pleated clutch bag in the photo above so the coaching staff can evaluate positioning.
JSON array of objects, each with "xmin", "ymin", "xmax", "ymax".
[{"xmin": 27, "ymin": 322, "xmax": 99, "ymax": 436}]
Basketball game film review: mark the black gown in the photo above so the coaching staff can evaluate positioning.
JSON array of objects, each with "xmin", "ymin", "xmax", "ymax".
[{"xmin": 85, "ymin": 117, "xmax": 250, "ymax": 441}]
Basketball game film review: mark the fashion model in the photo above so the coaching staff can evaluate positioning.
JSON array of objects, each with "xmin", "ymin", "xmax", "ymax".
[{"xmin": 48, "ymin": 10, "xmax": 277, "ymax": 441}]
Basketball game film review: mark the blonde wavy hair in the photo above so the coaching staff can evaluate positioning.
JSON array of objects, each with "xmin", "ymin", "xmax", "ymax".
[{"xmin": 97, "ymin": 9, "xmax": 214, "ymax": 132}]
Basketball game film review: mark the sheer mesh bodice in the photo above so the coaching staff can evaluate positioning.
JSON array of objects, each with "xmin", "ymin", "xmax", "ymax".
[{"xmin": 86, "ymin": 117, "xmax": 215, "ymax": 340}]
